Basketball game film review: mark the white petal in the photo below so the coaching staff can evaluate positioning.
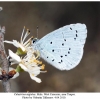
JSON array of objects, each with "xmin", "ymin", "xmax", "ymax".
[
  {"xmin": 28, "ymin": 67, "xmax": 41, "ymax": 76},
  {"xmin": 32, "ymin": 66, "xmax": 41, "ymax": 71},
  {"xmin": 12, "ymin": 40, "xmax": 20, "ymax": 48},
  {"xmin": 8, "ymin": 49, "xmax": 21, "ymax": 62},
  {"xmin": 32, "ymin": 70, "xmax": 40, "ymax": 76},
  {"xmin": 28, "ymin": 70, "xmax": 40, "ymax": 76},
  {"xmin": 19, "ymin": 63, "xmax": 28, "ymax": 72},
  {"xmin": 29, "ymin": 73, "xmax": 41, "ymax": 83},
  {"xmin": 4, "ymin": 40, "xmax": 26, "ymax": 52},
  {"xmin": 4, "ymin": 40, "xmax": 20, "ymax": 48},
  {"xmin": 4, "ymin": 40, "xmax": 14, "ymax": 44},
  {"xmin": 9, "ymin": 58, "xmax": 19, "ymax": 65},
  {"xmin": 9, "ymin": 67, "xmax": 19, "ymax": 79},
  {"xmin": 12, "ymin": 40, "xmax": 26, "ymax": 52}
]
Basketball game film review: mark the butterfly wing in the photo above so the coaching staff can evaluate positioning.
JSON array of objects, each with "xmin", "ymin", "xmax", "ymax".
[{"xmin": 33, "ymin": 23, "xmax": 87, "ymax": 70}]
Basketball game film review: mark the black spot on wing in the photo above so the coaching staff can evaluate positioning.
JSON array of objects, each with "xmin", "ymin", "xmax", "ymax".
[
  {"xmin": 60, "ymin": 55, "xmax": 63, "ymax": 58},
  {"xmin": 74, "ymin": 38, "xmax": 76, "ymax": 40},
  {"xmin": 61, "ymin": 60, "xmax": 63, "ymax": 62},
  {"xmin": 76, "ymin": 34, "xmax": 78, "ymax": 37},
  {"xmin": 62, "ymin": 43, "xmax": 64, "ymax": 46},
  {"xmin": 52, "ymin": 59, "xmax": 55, "ymax": 62},
  {"xmin": 76, "ymin": 30, "xmax": 78, "ymax": 33},
  {"xmin": 50, "ymin": 42, "xmax": 52, "ymax": 44},
  {"xmin": 52, "ymin": 49, "xmax": 54, "ymax": 52},
  {"xmin": 70, "ymin": 27, "xmax": 72, "ymax": 30},
  {"xmin": 64, "ymin": 39, "xmax": 66, "ymax": 41},
  {"xmin": 68, "ymin": 51, "xmax": 70, "ymax": 54},
  {"xmin": 58, "ymin": 59, "xmax": 63, "ymax": 64}
]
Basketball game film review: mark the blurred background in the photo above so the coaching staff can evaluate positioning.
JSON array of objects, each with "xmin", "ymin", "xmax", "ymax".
[{"xmin": 0, "ymin": 2, "xmax": 100, "ymax": 92}]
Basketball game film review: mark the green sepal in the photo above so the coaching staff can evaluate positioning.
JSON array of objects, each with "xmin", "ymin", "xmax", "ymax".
[
  {"xmin": 16, "ymin": 65, "xmax": 24, "ymax": 72},
  {"xmin": 16, "ymin": 48, "xmax": 26, "ymax": 55}
]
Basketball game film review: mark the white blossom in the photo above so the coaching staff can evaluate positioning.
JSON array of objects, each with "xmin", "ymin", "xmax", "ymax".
[
  {"xmin": 4, "ymin": 27, "xmax": 46, "ymax": 83},
  {"xmin": 8, "ymin": 49, "xmax": 46, "ymax": 83}
]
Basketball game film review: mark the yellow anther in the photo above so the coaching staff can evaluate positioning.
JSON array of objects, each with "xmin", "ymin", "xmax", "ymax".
[
  {"xmin": 41, "ymin": 64, "xmax": 45, "ymax": 70},
  {"xmin": 34, "ymin": 59, "xmax": 42, "ymax": 64},
  {"xmin": 38, "ymin": 61, "xmax": 42, "ymax": 64},
  {"xmin": 33, "ymin": 59, "xmax": 38, "ymax": 63}
]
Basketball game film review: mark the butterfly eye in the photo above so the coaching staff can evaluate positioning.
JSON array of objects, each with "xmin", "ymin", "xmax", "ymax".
[{"xmin": 32, "ymin": 38, "xmax": 38, "ymax": 44}]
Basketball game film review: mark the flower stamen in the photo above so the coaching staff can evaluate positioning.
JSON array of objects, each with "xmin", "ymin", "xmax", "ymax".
[
  {"xmin": 22, "ymin": 29, "xmax": 30, "ymax": 43},
  {"xmin": 34, "ymin": 59, "xmax": 42, "ymax": 65},
  {"xmin": 24, "ymin": 36, "xmax": 33, "ymax": 46},
  {"xmin": 20, "ymin": 26, "xmax": 25, "ymax": 43},
  {"xmin": 41, "ymin": 64, "xmax": 45, "ymax": 70}
]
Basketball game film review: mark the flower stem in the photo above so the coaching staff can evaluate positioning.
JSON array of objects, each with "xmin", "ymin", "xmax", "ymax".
[{"xmin": 0, "ymin": 26, "xmax": 11, "ymax": 92}]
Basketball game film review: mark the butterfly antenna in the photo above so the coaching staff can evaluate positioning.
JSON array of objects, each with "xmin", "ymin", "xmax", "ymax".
[{"xmin": 37, "ymin": 26, "xmax": 39, "ymax": 38}]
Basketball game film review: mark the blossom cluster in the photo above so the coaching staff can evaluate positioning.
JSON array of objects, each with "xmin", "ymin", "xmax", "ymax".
[{"xmin": 3, "ymin": 27, "xmax": 46, "ymax": 83}]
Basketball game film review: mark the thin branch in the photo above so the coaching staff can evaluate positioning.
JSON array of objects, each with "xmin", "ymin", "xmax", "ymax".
[{"xmin": 0, "ymin": 26, "xmax": 11, "ymax": 92}]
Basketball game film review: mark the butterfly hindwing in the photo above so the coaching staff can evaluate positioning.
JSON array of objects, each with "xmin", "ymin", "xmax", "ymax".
[{"xmin": 33, "ymin": 23, "xmax": 87, "ymax": 70}]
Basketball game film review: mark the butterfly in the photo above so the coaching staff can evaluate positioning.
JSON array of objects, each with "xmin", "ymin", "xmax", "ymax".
[{"xmin": 32, "ymin": 23, "xmax": 87, "ymax": 70}]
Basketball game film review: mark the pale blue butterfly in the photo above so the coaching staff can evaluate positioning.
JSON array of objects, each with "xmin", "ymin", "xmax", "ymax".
[{"xmin": 32, "ymin": 23, "xmax": 87, "ymax": 70}]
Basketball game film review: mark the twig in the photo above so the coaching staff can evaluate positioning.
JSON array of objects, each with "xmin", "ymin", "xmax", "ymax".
[{"xmin": 0, "ymin": 26, "xmax": 11, "ymax": 92}]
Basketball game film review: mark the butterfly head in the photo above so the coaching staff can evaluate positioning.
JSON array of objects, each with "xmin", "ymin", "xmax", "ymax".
[{"xmin": 32, "ymin": 38, "xmax": 39, "ymax": 44}]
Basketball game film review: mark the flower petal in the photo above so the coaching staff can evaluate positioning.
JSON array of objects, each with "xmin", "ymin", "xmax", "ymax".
[
  {"xmin": 29, "ymin": 73, "xmax": 41, "ymax": 83},
  {"xmin": 27, "ymin": 66, "xmax": 41, "ymax": 76},
  {"xmin": 12, "ymin": 40, "xmax": 20, "ymax": 48},
  {"xmin": 4, "ymin": 40, "xmax": 19, "ymax": 48},
  {"xmin": 4, "ymin": 40, "xmax": 26, "ymax": 52},
  {"xmin": 19, "ymin": 63, "xmax": 28, "ymax": 72},
  {"xmin": 8, "ymin": 49, "xmax": 21, "ymax": 63},
  {"xmin": 12, "ymin": 40, "xmax": 26, "ymax": 52},
  {"xmin": 4, "ymin": 40, "xmax": 13, "ymax": 44}
]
